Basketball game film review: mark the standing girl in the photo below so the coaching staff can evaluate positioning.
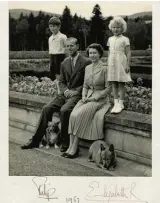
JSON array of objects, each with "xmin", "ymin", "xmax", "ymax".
[{"xmin": 107, "ymin": 16, "xmax": 132, "ymax": 113}]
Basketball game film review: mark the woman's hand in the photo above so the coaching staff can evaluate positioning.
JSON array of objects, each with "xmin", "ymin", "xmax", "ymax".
[
  {"xmin": 82, "ymin": 97, "xmax": 97, "ymax": 103},
  {"xmin": 87, "ymin": 97, "xmax": 97, "ymax": 102},
  {"xmin": 82, "ymin": 97, "xmax": 88, "ymax": 103},
  {"xmin": 125, "ymin": 65, "xmax": 130, "ymax": 73}
]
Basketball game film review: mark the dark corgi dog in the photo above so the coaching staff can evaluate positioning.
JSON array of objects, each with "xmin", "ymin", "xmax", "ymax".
[{"xmin": 88, "ymin": 140, "xmax": 116, "ymax": 170}]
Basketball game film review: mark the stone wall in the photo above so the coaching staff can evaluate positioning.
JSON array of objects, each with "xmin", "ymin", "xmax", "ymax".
[{"xmin": 9, "ymin": 91, "xmax": 152, "ymax": 166}]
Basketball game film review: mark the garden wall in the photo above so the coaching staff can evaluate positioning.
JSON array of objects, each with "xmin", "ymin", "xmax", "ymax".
[{"xmin": 9, "ymin": 91, "xmax": 152, "ymax": 166}]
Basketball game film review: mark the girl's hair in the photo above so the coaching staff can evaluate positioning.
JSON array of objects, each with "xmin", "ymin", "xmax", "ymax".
[
  {"xmin": 86, "ymin": 43, "xmax": 104, "ymax": 58},
  {"xmin": 108, "ymin": 16, "xmax": 127, "ymax": 33}
]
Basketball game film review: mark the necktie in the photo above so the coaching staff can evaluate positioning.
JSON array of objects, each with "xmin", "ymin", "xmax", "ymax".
[{"xmin": 71, "ymin": 58, "xmax": 74, "ymax": 71}]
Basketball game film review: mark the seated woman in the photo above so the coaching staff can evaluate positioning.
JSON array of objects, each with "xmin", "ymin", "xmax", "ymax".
[{"xmin": 62, "ymin": 43, "xmax": 111, "ymax": 159}]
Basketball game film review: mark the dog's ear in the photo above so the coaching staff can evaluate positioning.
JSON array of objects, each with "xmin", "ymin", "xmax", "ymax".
[
  {"xmin": 109, "ymin": 144, "xmax": 114, "ymax": 152},
  {"xmin": 100, "ymin": 144, "xmax": 106, "ymax": 151},
  {"xmin": 53, "ymin": 125, "xmax": 60, "ymax": 133},
  {"xmin": 56, "ymin": 121, "xmax": 60, "ymax": 125}
]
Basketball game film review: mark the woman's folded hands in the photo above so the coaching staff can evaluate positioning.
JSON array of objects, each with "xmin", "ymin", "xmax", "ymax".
[{"xmin": 82, "ymin": 97, "xmax": 97, "ymax": 103}]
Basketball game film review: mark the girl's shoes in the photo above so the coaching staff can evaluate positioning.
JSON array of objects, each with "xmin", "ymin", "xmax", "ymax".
[
  {"xmin": 111, "ymin": 99, "xmax": 119, "ymax": 113},
  {"xmin": 111, "ymin": 105, "xmax": 117, "ymax": 113},
  {"xmin": 114, "ymin": 103, "xmax": 123, "ymax": 113},
  {"xmin": 111, "ymin": 100, "xmax": 124, "ymax": 114}
]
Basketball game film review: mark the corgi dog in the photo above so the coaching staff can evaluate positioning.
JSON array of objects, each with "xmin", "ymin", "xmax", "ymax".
[
  {"xmin": 88, "ymin": 140, "xmax": 116, "ymax": 171},
  {"xmin": 39, "ymin": 121, "xmax": 60, "ymax": 149}
]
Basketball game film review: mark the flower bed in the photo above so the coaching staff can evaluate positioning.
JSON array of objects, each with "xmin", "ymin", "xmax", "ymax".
[{"xmin": 9, "ymin": 74, "xmax": 152, "ymax": 115}]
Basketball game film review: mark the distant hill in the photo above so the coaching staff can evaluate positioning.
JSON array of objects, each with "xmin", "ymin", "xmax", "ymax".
[
  {"xmin": 129, "ymin": 11, "xmax": 152, "ymax": 19},
  {"xmin": 9, "ymin": 8, "xmax": 152, "ymax": 20},
  {"xmin": 9, "ymin": 9, "xmax": 60, "ymax": 19}
]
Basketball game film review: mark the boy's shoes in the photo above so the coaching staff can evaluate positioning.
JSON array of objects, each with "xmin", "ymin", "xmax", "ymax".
[{"xmin": 21, "ymin": 139, "xmax": 38, "ymax": 149}]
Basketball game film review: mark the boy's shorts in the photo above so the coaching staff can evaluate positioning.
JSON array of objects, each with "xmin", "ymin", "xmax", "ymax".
[{"xmin": 50, "ymin": 54, "xmax": 65, "ymax": 80}]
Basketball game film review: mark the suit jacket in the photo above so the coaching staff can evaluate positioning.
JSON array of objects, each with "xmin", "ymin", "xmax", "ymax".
[{"xmin": 59, "ymin": 54, "xmax": 92, "ymax": 96}]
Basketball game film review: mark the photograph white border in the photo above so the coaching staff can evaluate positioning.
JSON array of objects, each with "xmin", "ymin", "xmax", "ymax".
[{"xmin": 1, "ymin": 1, "xmax": 159, "ymax": 202}]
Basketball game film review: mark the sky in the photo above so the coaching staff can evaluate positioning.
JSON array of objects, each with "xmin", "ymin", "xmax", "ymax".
[{"xmin": 8, "ymin": 1, "xmax": 152, "ymax": 19}]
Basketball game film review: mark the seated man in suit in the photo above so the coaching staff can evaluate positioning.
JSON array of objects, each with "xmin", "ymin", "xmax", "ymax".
[{"xmin": 21, "ymin": 37, "xmax": 92, "ymax": 152}]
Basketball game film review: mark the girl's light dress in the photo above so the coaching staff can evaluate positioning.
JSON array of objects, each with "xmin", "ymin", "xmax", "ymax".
[{"xmin": 107, "ymin": 35, "xmax": 132, "ymax": 82}]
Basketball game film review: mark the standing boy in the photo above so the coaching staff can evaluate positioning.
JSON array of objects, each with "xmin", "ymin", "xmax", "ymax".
[{"xmin": 48, "ymin": 17, "xmax": 67, "ymax": 80}]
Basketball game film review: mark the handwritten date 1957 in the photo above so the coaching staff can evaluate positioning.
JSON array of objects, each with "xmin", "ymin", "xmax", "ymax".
[{"xmin": 66, "ymin": 196, "xmax": 80, "ymax": 203}]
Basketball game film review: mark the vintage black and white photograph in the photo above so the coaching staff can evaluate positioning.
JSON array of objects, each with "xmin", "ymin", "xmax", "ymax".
[{"xmin": 9, "ymin": 1, "xmax": 152, "ymax": 176}]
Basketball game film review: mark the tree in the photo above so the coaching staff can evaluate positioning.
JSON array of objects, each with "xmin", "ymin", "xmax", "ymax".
[
  {"xmin": 28, "ymin": 12, "xmax": 36, "ymax": 50},
  {"xmin": 79, "ymin": 18, "xmax": 90, "ymax": 49},
  {"xmin": 9, "ymin": 13, "xmax": 17, "ymax": 50},
  {"xmin": 19, "ymin": 12, "xmax": 24, "ymax": 21},
  {"xmin": 104, "ymin": 16, "xmax": 113, "ymax": 49},
  {"xmin": 16, "ymin": 18, "xmax": 29, "ymax": 50},
  {"xmin": 145, "ymin": 22, "xmax": 152, "ymax": 48},
  {"xmin": 125, "ymin": 18, "xmax": 148, "ymax": 50},
  {"xmin": 90, "ymin": 4, "xmax": 105, "ymax": 47},
  {"xmin": 124, "ymin": 16, "xmax": 128, "ymax": 22},
  {"xmin": 36, "ymin": 20, "xmax": 46, "ymax": 50},
  {"xmin": 61, "ymin": 6, "xmax": 73, "ymax": 37}
]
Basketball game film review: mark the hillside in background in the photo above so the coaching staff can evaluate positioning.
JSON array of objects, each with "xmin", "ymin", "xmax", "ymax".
[
  {"xmin": 9, "ymin": 8, "xmax": 152, "ymax": 20},
  {"xmin": 9, "ymin": 9, "xmax": 60, "ymax": 19},
  {"xmin": 129, "ymin": 11, "xmax": 152, "ymax": 19}
]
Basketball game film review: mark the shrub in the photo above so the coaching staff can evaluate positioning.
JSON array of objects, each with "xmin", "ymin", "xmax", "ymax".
[{"xmin": 9, "ymin": 75, "xmax": 152, "ymax": 115}]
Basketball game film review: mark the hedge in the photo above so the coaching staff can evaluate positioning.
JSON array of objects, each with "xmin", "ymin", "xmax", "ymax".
[{"xmin": 9, "ymin": 50, "xmax": 152, "ymax": 60}]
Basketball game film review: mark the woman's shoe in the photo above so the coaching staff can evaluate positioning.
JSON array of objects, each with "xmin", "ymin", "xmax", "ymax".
[
  {"xmin": 61, "ymin": 152, "xmax": 68, "ymax": 157},
  {"xmin": 66, "ymin": 148, "xmax": 79, "ymax": 159}
]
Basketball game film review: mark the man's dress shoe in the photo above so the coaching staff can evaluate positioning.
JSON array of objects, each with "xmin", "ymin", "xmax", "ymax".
[{"xmin": 21, "ymin": 140, "xmax": 38, "ymax": 149}]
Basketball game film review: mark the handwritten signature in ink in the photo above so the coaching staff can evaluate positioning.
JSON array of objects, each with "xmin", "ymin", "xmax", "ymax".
[
  {"xmin": 85, "ymin": 181, "xmax": 148, "ymax": 203},
  {"xmin": 32, "ymin": 176, "xmax": 58, "ymax": 201}
]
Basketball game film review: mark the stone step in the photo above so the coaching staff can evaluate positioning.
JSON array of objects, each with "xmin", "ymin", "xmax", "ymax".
[
  {"xmin": 9, "ymin": 126, "xmax": 151, "ymax": 177},
  {"xmin": 9, "ymin": 91, "xmax": 152, "ymax": 166}
]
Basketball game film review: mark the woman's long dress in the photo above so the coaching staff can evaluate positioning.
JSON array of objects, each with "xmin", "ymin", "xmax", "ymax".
[{"xmin": 68, "ymin": 61, "xmax": 111, "ymax": 140}]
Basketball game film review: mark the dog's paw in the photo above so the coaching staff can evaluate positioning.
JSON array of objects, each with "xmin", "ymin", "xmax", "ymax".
[
  {"xmin": 108, "ymin": 166, "xmax": 116, "ymax": 171},
  {"xmin": 54, "ymin": 144, "xmax": 59, "ymax": 149},
  {"xmin": 88, "ymin": 158, "xmax": 94, "ymax": 162},
  {"xmin": 46, "ymin": 145, "xmax": 50, "ymax": 149},
  {"xmin": 39, "ymin": 144, "xmax": 44, "ymax": 148}
]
